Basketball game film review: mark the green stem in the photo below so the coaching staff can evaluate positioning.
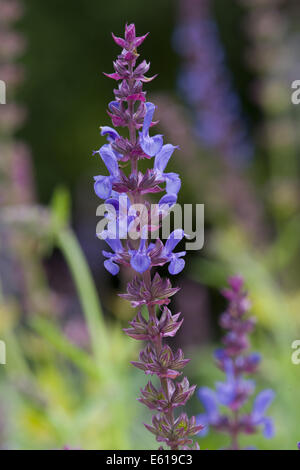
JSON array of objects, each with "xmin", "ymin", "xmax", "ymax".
[
  {"xmin": 0, "ymin": 275, "xmax": 31, "ymax": 375},
  {"xmin": 31, "ymin": 316, "xmax": 100, "ymax": 379},
  {"xmin": 56, "ymin": 228, "xmax": 108, "ymax": 363}
]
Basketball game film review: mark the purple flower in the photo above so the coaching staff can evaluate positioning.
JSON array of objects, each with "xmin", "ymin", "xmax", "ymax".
[
  {"xmin": 197, "ymin": 387, "xmax": 220, "ymax": 436},
  {"xmin": 139, "ymin": 102, "xmax": 163, "ymax": 157},
  {"xmin": 93, "ymin": 23, "xmax": 200, "ymax": 450},
  {"xmin": 197, "ymin": 276, "xmax": 275, "ymax": 449},
  {"xmin": 101, "ymin": 193, "xmax": 134, "ymax": 239},
  {"xmin": 102, "ymin": 237, "xmax": 124, "ymax": 275},
  {"xmin": 175, "ymin": 0, "xmax": 252, "ymax": 164},
  {"xmin": 163, "ymin": 229, "xmax": 186, "ymax": 275},
  {"xmin": 107, "ymin": 100, "xmax": 129, "ymax": 127},
  {"xmin": 154, "ymin": 144, "xmax": 181, "ymax": 196},
  {"xmin": 215, "ymin": 377, "xmax": 250, "ymax": 410},
  {"xmin": 129, "ymin": 235, "xmax": 151, "ymax": 274},
  {"xmin": 235, "ymin": 353, "xmax": 261, "ymax": 374},
  {"xmin": 158, "ymin": 193, "xmax": 178, "ymax": 208},
  {"xmin": 248, "ymin": 390, "xmax": 275, "ymax": 438},
  {"xmin": 111, "ymin": 23, "xmax": 149, "ymax": 51},
  {"xmin": 100, "ymin": 126, "xmax": 120, "ymax": 143},
  {"xmin": 93, "ymin": 144, "xmax": 120, "ymax": 199}
]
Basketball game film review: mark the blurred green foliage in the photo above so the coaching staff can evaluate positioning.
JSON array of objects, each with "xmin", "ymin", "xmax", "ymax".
[{"xmin": 1, "ymin": 0, "xmax": 300, "ymax": 450}]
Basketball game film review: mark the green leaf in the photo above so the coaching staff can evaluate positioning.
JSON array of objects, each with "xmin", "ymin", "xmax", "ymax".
[
  {"xmin": 30, "ymin": 316, "xmax": 100, "ymax": 379},
  {"xmin": 55, "ymin": 228, "xmax": 109, "ymax": 363},
  {"xmin": 50, "ymin": 186, "xmax": 71, "ymax": 230}
]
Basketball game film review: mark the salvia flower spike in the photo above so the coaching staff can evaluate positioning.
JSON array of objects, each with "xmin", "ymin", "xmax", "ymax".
[
  {"xmin": 197, "ymin": 276, "xmax": 275, "ymax": 449},
  {"xmin": 93, "ymin": 24, "xmax": 202, "ymax": 449}
]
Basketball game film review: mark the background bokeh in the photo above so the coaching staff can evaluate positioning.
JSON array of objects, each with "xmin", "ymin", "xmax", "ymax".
[{"xmin": 1, "ymin": 0, "xmax": 300, "ymax": 449}]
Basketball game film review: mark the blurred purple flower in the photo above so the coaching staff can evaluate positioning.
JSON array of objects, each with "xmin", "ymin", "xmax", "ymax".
[
  {"xmin": 175, "ymin": 0, "xmax": 253, "ymax": 164},
  {"xmin": 197, "ymin": 276, "xmax": 275, "ymax": 449}
]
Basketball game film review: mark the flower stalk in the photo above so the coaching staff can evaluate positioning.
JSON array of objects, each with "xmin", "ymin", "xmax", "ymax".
[
  {"xmin": 93, "ymin": 24, "xmax": 202, "ymax": 449},
  {"xmin": 197, "ymin": 276, "xmax": 275, "ymax": 449}
]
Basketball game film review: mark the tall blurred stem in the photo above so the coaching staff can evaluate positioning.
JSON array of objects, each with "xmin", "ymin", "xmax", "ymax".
[
  {"xmin": 56, "ymin": 228, "xmax": 108, "ymax": 363},
  {"xmin": 0, "ymin": 274, "xmax": 31, "ymax": 375}
]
